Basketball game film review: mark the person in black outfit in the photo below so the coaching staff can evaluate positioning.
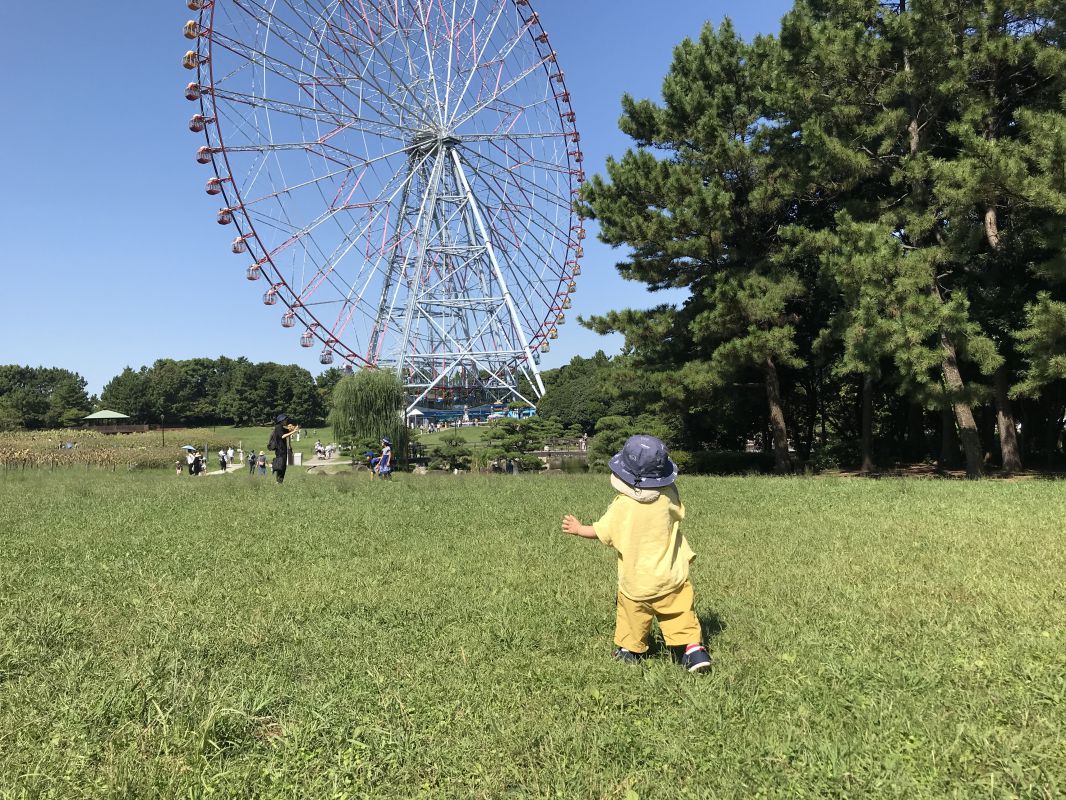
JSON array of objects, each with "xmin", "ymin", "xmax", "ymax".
[{"xmin": 268, "ymin": 413, "xmax": 294, "ymax": 484}]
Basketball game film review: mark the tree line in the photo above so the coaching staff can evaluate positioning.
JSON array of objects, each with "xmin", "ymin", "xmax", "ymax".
[
  {"xmin": 572, "ymin": 0, "xmax": 1066, "ymax": 476},
  {"xmin": 0, "ymin": 366, "xmax": 93, "ymax": 431},
  {"xmin": 0, "ymin": 359, "xmax": 349, "ymax": 430}
]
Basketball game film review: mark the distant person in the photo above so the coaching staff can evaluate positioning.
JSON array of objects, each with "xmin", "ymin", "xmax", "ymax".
[
  {"xmin": 561, "ymin": 435, "xmax": 710, "ymax": 673},
  {"xmin": 376, "ymin": 437, "xmax": 393, "ymax": 479},
  {"xmin": 227, "ymin": 446, "xmax": 235, "ymax": 467},
  {"xmin": 268, "ymin": 413, "xmax": 298, "ymax": 484},
  {"xmin": 257, "ymin": 451, "xmax": 266, "ymax": 475},
  {"xmin": 186, "ymin": 450, "xmax": 196, "ymax": 475},
  {"xmin": 247, "ymin": 450, "xmax": 256, "ymax": 474},
  {"xmin": 175, "ymin": 460, "xmax": 182, "ymax": 477},
  {"xmin": 218, "ymin": 448, "xmax": 227, "ymax": 472},
  {"xmin": 192, "ymin": 452, "xmax": 204, "ymax": 476}
]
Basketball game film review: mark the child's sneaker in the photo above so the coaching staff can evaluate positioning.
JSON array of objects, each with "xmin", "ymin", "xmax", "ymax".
[
  {"xmin": 680, "ymin": 644, "xmax": 711, "ymax": 673},
  {"xmin": 612, "ymin": 647, "xmax": 641, "ymax": 665}
]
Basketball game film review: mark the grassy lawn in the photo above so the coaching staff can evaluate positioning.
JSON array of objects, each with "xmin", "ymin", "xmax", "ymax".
[
  {"xmin": 1, "ymin": 470, "xmax": 1062, "ymax": 798},
  {"xmin": 205, "ymin": 425, "xmax": 337, "ymax": 460},
  {"xmin": 413, "ymin": 425, "xmax": 494, "ymax": 447}
]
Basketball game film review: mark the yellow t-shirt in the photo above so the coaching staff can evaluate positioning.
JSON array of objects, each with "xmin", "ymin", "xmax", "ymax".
[{"xmin": 592, "ymin": 482, "xmax": 694, "ymax": 601}]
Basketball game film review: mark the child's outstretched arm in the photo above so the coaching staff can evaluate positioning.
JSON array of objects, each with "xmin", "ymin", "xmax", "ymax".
[{"xmin": 562, "ymin": 514, "xmax": 597, "ymax": 540}]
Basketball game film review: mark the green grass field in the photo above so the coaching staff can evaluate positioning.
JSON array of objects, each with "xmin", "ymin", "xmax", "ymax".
[
  {"xmin": 1, "ymin": 470, "xmax": 1063, "ymax": 798},
  {"xmin": 202, "ymin": 425, "xmax": 337, "ymax": 459},
  {"xmin": 412, "ymin": 425, "xmax": 494, "ymax": 447}
]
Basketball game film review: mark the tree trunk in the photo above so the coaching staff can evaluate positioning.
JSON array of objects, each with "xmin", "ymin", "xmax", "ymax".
[
  {"xmin": 906, "ymin": 402, "xmax": 926, "ymax": 462},
  {"xmin": 992, "ymin": 365, "xmax": 1022, "ymax": 474},
  {"xmin": 860, "ymin": 373, "xmax": 875, "ymax": 473},
  {"xmin": 940, "ymin": 331, "xmax": 984, "ymax": 478},
  {"xmin": 984, "ymin": 205, "xmax": 1001, "ymax": 250},
  {"xmin": 1057, "ymin": 405, "xmax": 1065, "ymax": 454},
  {"xmin": 981, "ymin": 199, "xmax": 1022, "ymax": 474},
  {"xmin": 764, "ymin": 357, "xmax": 791, "ymax": 474},
  {"xmin": 939, "ymin": 405, "xmax": 958, "ymax": 471},
  {"xmin": 802, "ymin": 374, "xmax": 817, "ymax": 461}
]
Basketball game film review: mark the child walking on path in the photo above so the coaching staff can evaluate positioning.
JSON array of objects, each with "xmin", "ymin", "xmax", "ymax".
[{"xmin": 562, "ymin": 434, "xmax": 711, "ymax": 673}]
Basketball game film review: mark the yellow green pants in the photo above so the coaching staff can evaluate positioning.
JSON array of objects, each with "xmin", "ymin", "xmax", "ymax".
[{"xmin": 615, "ymin": 580, "xmax": 702, "ymax": 653}]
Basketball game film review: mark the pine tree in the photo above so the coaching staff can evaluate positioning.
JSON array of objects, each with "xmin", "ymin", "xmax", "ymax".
[
  {"xmin": 779, "ymin": 0, "xmax": 1025, "ymax": 478},
  {"xmin": 581, "ymin": 22, "xmax": 809, "ymax": 472},
  {"xmin": 925, "ymin": 0, "xmax": 1066, "ymax": 472}
]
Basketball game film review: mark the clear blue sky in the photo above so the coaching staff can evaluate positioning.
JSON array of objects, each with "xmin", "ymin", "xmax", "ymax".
[{"xmin": 1, "ymin": 1, "xmax": 794, "ymax": 396}]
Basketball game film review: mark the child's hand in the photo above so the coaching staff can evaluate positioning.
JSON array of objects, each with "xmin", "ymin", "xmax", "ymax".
[{"xmin": 561, "ymin": 514, "xmax": 582, "ymax": 535}]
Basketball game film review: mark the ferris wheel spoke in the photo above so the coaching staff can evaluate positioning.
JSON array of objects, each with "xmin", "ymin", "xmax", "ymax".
[
  {"xmin": 465, "ymin": 140, "xmax": 576, "ymax": 188},
  {"xmin": 233, "ymin": 141, "xmax": 409, "ymax": 206},
  {"xmin": 413, "ymin": 0, "xmax": 448, "ymax": 127},
  {"xmin": 313, "ymin": 7, "xmax": 441, "ymax": 127},
  {"xmin": 349, "ymin": 1, "xmax": 445, "ymax": 128},
  {"xmin": 211, "ymin": 88, "xmax": 409, "ymax": 140},
  {"xmin": 438, "ymin": 0, "xmax": 510, "ymax": 125},
  {"xmin": 210, "ymin": 31, "xmax": 403, "ymax": 133},
  {"xmin": 332, "ymin": 0, "xmax": 430, "ymax": 94},
  {"xmin": 449, "ymin": 50, "xmax": 555, "ymax": 133},
  {"xmin": 457, "ymin": 91, "xmax": 569, "ymax": 140},
  {"xmin": 467, "ymin": 168, "xmax": 568, "ymax": 310},
  {"xmin": 460, "ymin": 130, "xmax": 566, "ymax": 142},
  {"xmin": 463, "ymin": 147, "xmax": 573, "ymax": 212},
  {"xmin": 286, "ymin": 152, "xmax": 430, "ymax": 305},
  {"xmin": 220, "ymin": 139, "xmax": 383, "ymax": 174},
  {"xmin": 441, "ymin": 0, "xmax": 461, "ymax": 125},
  {"xmin": 212, "ymin": 15, "xmax": 430, "ymax": 135}
]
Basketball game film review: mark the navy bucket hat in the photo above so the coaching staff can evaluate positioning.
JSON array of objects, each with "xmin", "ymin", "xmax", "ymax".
[
  {"xmin": 275, "ymin": 413, "xmax": 288, "ymax": 424},
  {"xmin": 608, "ymin": 435, "xmax": 677, "ymax": 489}
]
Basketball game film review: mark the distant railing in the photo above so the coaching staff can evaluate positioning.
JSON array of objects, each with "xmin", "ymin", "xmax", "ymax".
[{"xmin": 79, "ymin": 424, "xmax": 151, "ymax": 434}]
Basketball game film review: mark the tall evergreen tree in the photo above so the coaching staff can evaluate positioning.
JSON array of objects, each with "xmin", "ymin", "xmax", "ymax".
[
  {"xmin": 779, "ymin": 0, "xmax": 1023, "ymax": 477},
  {"xmin": 581, "ymin": 22, "xmax": 809, "ymax": 472},
  {"xmin": 925, "ymin": 0, "xmax": 1066, "ymax": 472},
  {"xmin": 101, "ymin": 367, "xmax": 151, "ymax": 421}
]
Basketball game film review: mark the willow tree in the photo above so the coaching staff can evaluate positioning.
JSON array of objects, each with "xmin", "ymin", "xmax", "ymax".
[{"xmin": 329, "ymin": 369, "xmax": 407, "ymax": 463}]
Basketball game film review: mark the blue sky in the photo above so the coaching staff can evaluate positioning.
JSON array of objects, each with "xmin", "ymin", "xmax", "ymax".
[{"xmin": 1, "ymin": 1, "xmax": 794, "ymax": 396}]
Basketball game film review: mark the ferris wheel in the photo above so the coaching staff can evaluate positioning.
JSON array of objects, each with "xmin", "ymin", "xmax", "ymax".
[{"xmin": 182, "ymin": 0, "xmax": 585, "ymax": 409}]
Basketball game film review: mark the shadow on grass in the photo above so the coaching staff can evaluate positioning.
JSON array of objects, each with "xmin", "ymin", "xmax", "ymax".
[{"xmin": 642, "ymin": 608, "xmax": 727, "ymax": 659}]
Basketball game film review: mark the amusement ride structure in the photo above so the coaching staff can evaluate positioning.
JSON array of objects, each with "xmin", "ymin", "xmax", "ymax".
[{"xmin": 182, "ymin": 0, "xmax": 584, "ymax": 411}]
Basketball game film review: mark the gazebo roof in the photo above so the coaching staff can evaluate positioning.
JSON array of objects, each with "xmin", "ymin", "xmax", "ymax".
[{"xmin": 83, "ymin": 410, "xmax": 131, "ymax": 420}]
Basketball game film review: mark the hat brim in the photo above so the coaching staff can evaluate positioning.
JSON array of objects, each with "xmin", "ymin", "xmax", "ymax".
[{"xmin": 608, "ymin": 452, "xmax": 678, "ymax": 488}]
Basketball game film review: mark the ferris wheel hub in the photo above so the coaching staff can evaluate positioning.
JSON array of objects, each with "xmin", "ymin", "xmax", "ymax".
[{"xmin": 406, "ymin": 131, "xmax": 461, "ymax": 157}]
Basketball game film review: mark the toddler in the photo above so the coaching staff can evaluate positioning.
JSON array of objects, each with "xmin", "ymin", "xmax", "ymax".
[{"xmin": 562, "ymin": 435, "xmax": 710, "ymax": 672}]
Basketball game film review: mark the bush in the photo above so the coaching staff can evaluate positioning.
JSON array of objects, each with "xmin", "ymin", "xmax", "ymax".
[
  {"xmin": 428, "ymin": 432, "xmax": 472, "ymax": 471},
  {"xmin": 810, "ymin": 439, "xmax": 862, "ymax": 471},
  {"xmin": 672, "ymin": 450, "xmax": 776, "ymax": 475},
  {"xmin": 511, "ymin": 453, "xmax": 545, "ymax": 472}
]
